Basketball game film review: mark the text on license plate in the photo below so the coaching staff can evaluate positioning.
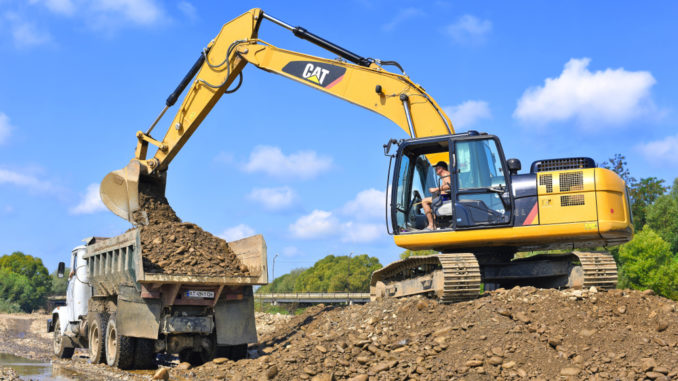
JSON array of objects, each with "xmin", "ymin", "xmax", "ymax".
[{"xmin": 186, "ymin": 290, "xmax": 215, "ymax": 298}]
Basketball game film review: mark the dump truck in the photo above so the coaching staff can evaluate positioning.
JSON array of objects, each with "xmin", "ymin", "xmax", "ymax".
[{"xmin": 47, "ymin": 230, "xmax": 267, "ymax": 369}]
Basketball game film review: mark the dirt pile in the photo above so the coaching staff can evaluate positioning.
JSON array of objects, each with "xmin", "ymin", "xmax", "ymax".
[
  {"xmin": 181, "ymin": 287, "xmax": 677, "ymax": 380},
  {"xmin": 0, "ymin": 313, "xmax": 51, "ymax": 361},
  {"xmin": 136, "ymin": 180, "xmax": 249, "ymax": 276},
  {"xmin": 0, "ymin": 367, "xmax": 19, "ymax": 381}
]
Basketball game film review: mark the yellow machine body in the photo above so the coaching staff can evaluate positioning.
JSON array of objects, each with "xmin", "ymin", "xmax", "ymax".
[{"xmin": 394, "ymin": 167, "xmax": 633, "ymax": 252}]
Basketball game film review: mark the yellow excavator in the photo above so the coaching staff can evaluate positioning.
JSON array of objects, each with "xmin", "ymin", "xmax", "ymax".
[{"xmin": 100, "ymin": 9, "xmax": 633, "ymax": 303}]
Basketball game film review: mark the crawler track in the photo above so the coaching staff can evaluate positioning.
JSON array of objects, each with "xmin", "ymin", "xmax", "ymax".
[
  {"xmin": 370, "ymin": 253, "xmax": 481, "ymax": 303},
  {"xmin": 438, "ymin": 253, "xmax": 482, "ymax": 303},
  {"xmin": 371, "ymin": 251, "xmax": 618, "ymax": 304},
  {"xmin": 572, "ymin": 251, "xmax": 618, "ymax": 290}
]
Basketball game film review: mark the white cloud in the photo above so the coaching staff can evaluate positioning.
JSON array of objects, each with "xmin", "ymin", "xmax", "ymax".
[
  {"xmin": 289, "ymin": 210, "xmax": 340, "ymax": 239},
  {"xmin": 289, "ymin": 188, "xmax": 388, "ymax": 243},
  {"xmin": 514, "ymin": 58, "xmax": 657, "ymax": 127},
  {"xmin": 443, "ymin": 100, "xmax": 491, "ymax": 129},
  {"xmin": 443, "ymin": 14, "xmax": 492, "ymax": 44},
  {"xmin": 70, "ymin": 183, "xmax": 106, "ymax": 214},
  {"xmin": 282, "ymin": 246, "xmax": 299, "ymax": 257},
  {"xmin": 247, "ymin": 186, "xmax": 297, "ymax": 211},
  {"xmin": 0, "ymin": 113, "xmax": 13, "ymax": 144},
  {"xmin": 177, "ymin": 1, "xmax": 197, "ymax": 21},
  {"xmin": 342, "ymin": 188, "xmax": 385, "ymax": 220},
  {"xmin": 90, "ymin": 0, "xmax": 162, "ymax": 26},
  {"xmin": 4, "ymin": 13, "xmax": 52, "ymax": 48},
  {"xmin": 219, "ymin": 224, "xmax": 255, "ymax": 242},
  {"xmin": 243, "ymin": 145, "xmax": 332, "ymax": 180},
  {"xmin": 341, "ymin": 222, "xmax": 383, "ymax": 243},
  {"xmin": 0, "ymin": 168, "xmax": 54, "ymax": 192},
  {"xmin": 637, "ymin": 134, "xmax": 678, "ymax": 166},
  {"xmin": 30, "ymin": 0, "xmax": 76, "ymax": 16},
  {"xmin": 381, "ymin": 8, "xmax": 424, "ymax": 31}
]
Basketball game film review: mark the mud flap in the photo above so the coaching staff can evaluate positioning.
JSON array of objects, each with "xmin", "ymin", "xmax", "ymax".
[
  {"xmin": 117, "ymin": 286, "xmax": 161, "ymax": 339},
  {"xmin": 214, "ymin": 290, "xmax": 257, "ymax": 345}
]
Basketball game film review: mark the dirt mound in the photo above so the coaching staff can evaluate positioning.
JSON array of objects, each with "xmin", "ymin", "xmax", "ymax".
[
  {"xmin": 136, "ymin": 180, "xmax": 249, "ymax": 276},
  {"xmin": 181, "ymin": 287, "xmax": 677, "ymax": 380},
  {"xmin": 0, "ymin": 313, "xmax": 51, "ymax": 361},
  {"xmin": 0, "ymin": 367, "xmax": 20, "ymax": 381}
]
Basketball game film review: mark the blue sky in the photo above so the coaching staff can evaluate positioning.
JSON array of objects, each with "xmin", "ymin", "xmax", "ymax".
[{"xmin": 1, "ymin": 1, "xmax": 676, "ymax": 279}]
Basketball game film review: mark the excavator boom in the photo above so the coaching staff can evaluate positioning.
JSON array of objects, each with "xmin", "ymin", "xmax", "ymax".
[{"xmin": 101, "ymin": 8, "xmax": 453, "ymax": 224}]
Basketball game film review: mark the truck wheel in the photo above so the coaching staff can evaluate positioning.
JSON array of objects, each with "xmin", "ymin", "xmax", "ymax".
[
  {"xmin": 105, "ymin": 313, "xmax": 136, "ymax": 369},
  {"xmin": 216, "ymin": 344, "xmax": 248, "ymax": 360},
  {"xmin": 133, "ymin": 338, "xmax": 157, "ymax": 369},
  {"xmin": 88, "ymin": 313, "xmax": 107, "ymax": 364},
  {"xmin": 180, "ymin": 335, "xmax": 215, "ymax": 366},
  {"xmin": 52, "ymin": 317, "xmax": 74, "ymax": 359}
]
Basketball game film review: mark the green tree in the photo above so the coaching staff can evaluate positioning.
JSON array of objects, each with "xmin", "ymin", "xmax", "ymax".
[
  {"xmin": 399, "ymin": 249, "xmax": 437, "ymax": 259},
  {"xmin": 0, "ymin": 252, "xmax": 52, "ymax": 311},
  {"xmin": 0, "ymin": 268, "xmax": 38, "ymax": 312},
  {"xmin": 617, "ymin": 226, "xmax": 678, "ymax": 300},
  {"xmin": 645, "ymin": 179, "xmax": 678, "ymax": 253},
  {"xmin": 257, "ymin": 268, "xmax": 305, "ymax": 293},
  {"xmin": 629, "ymin": 177, "xmax": 668, "ymax": 229},
  {"xmin": 293, "ymin": 254, "xmax": 382, "ymax": 292}
]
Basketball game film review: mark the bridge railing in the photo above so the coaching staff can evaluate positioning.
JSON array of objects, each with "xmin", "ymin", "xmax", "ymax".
[{"xmin": 254, "ymin": 292, "xmax": 370, "ymax": 304}]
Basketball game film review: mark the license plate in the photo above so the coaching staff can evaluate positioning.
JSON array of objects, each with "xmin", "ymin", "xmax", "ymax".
[{"xmin": 185, "ymin": 290, "xmax": 215, "ymax": 298}]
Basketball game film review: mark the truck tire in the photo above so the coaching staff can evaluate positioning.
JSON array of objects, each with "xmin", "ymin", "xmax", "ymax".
[
  {"xmin": 133, "ymin": 338, "xmax": 157, "ymax": 369},
  {"xmin": 105, "ymin": 313, "xmax": 136, "ymax": 369},
  {"xmin": 52, "ymin": 317, "xmax": 74, "ymax": 359},
  {"xmin": 216, "ymin": 344, "xmax": 248, "ymax": 360},
  {"xmin": 180, "ymin": 335, "xmax": 216, "ymax": 366},
  {"xmin": 88, "ymin": 313, "xmax": 107, "ymax": 364}
]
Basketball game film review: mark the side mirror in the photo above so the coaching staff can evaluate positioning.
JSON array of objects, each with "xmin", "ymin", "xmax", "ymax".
[
  {"xmin": 57, "ymin": 262, "xmax": 65, "ymax": 278},
  {"xmin": 507, "ymin": 158, "xmax": 521, "ymax": 175}
]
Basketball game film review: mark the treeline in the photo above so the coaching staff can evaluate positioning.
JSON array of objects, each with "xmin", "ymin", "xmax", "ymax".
[
  {"xmin": 257, "ymin": 254, "xmax": 382, "ymax": 293},
  {"xmin": 602, "ymin": 155, "xmax": 678, "ymax": 299},
  {"xmin": 0, "ymin": 252, "xmax": 66, "ymax": 313}
]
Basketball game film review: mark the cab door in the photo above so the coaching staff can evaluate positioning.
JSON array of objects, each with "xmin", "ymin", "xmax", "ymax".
[{"xmin": 452, "ymin": 137, "xmax": 513, "ymax": 228}]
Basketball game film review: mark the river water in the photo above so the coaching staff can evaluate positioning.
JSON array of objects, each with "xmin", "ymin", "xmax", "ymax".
[{"xmin": 0, "ymin": 353, "xmax": 80, "ymax": 381}]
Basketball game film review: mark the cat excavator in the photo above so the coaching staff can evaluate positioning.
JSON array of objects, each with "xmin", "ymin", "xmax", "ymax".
[{"xmin": 100, "ymin": 8, "xmax": 633, "ymax": 303}]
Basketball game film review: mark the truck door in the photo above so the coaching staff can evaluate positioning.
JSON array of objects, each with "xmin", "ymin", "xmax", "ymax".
[{"xmin": 452, "ymin": 137, "xmax": 512, "ymax": 228}]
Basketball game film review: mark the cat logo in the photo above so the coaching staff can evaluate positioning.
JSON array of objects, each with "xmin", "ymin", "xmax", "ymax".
[{"xmin": 282, "ymin": 61, "xmax": 346, "ymax": 89}]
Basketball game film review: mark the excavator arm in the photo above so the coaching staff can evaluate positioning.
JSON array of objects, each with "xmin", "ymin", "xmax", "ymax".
[{"xmin": 101, "ymin": 8, "xmax": 454, "ymax": 224}]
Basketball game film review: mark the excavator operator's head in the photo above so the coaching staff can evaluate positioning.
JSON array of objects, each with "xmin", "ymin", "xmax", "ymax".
[{"xmin": 434, "ymin": 161, "xmax": 448, "ymax": 172}]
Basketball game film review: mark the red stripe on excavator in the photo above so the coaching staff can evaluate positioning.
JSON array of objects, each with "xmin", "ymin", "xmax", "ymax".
[
  {"xmin": 325, "ymin": 74, "xmax": 344, "ymax": 89},
  {"xmin": 523, "ymin": 202, "xmax": 538, "ymax": 225}
]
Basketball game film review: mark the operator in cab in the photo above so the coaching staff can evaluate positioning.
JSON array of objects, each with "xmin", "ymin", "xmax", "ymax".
[{"xmin": 422, "ymin": 161, "xmax": 451, "ymax": 230}]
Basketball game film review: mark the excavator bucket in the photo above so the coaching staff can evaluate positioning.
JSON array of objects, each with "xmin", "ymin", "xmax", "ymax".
[{"xmin": 100, "ymin": 161, "xmax": 143, "ymax": 224}]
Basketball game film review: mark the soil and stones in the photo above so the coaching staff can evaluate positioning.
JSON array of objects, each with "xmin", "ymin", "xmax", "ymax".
[
  {"xmin": 179, "ymin": 287, "xmax": 678, "ymax": 380},
  {"xmin": 136, "ymin": 180, "xmax": 249, "ymax": 276},
  {"xmin": 1, "ymin": 288, "xmax": 677, "ymax": 380}
]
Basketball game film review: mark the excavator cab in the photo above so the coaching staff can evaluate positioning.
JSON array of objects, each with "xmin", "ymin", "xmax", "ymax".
[{"xmin": 391, "ymin": 131, "xmax": 513, "ymax": 234}]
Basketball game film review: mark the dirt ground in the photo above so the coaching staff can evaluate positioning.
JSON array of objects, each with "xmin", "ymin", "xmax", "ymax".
[
  {"xmin": 1, "ymin": 288, "xmax": 676, "ymax": 380},
  {"xmin": 136, "ymin": 179, "xmax": 249, "ymax": 277}
]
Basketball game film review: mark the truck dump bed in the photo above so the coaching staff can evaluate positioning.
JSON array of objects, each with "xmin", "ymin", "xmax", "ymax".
[{"xmin": 85, "ymin": 229, "xmax": 267, "ymax": 298}]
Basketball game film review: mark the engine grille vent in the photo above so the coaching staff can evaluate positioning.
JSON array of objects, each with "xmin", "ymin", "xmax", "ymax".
[
  {"xmin": 559, "ymin": 171, "xmax": 584, "ymax": 192},
  {"xmin": 530, "ymin": 157, "xmax": 595, "ymax": 173},
  {"xmin": 561, "ymin": 194, "xmax": 585, "ymax": 207},
  {"xmin": 539, "ymin": 174, "xmax": 553, "ymax": 193}
]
